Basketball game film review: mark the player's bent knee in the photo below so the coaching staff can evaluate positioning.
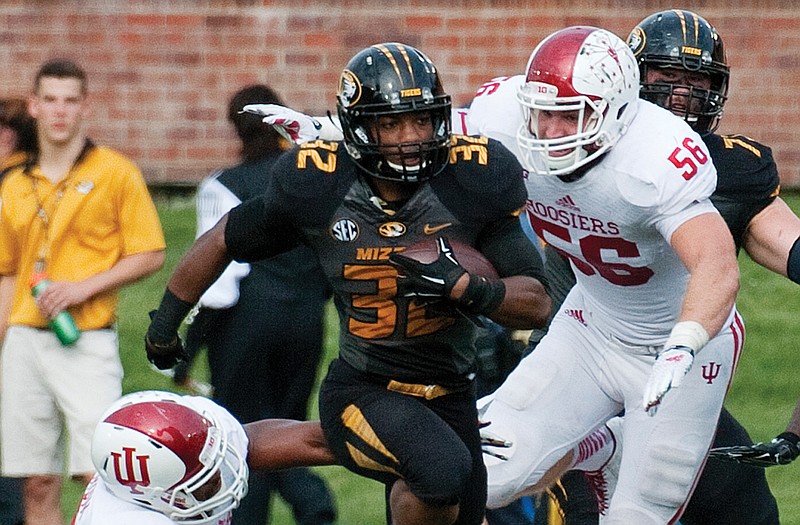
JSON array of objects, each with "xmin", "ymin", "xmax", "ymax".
[
  {"xmin": 390, "ymin": 480, "xmax": 460, "ymax": 525},
  {"xmin": 639, "ymin": 442, "xmax": 703, "ymax": 508},
  {"xmin": 407, "ymin": 449, "xmax": 472, "ymax": 506},
  {"xmin": 485, "ymin": 449, "xmax": 555, "ymax": 509}
]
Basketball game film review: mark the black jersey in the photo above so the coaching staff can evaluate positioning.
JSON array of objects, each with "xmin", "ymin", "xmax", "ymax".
[
  {"xmin": 705, "ymin": 133, "xmax": 780, "ymax": 252},
  {"xmin": 211, "ymin": 154, "xmax": 329, "ymax": 299},
  {"xmin": 226, "ymin": 136, "xmax": 542, "ymax": 386}
]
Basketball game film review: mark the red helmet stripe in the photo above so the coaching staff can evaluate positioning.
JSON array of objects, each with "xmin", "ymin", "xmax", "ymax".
[
  {"xmin": 104, "ymin": 401, "xmax": 212, "ymax": 484},
  {"xmin": 526, "ymin": 26, "xmax": 595, "ymax": 98}
]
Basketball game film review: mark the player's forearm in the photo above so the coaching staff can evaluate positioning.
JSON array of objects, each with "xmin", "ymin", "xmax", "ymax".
[
  {"xmin": 486, "ymin": 275, "xmax": 551, "ymax": 329},
  {"xmin": 245, "ymin": 419, "xmax": 336, "ymax": 470},
  {"xmin": 168, "ymin": 216, "xmax": 233, "ymax": 304},
  {"xmin": 742, "ymin": 198, "xmax": 800, "ymax": 281},
  {"xmin": 148, "ymin": 217, "xmax": 233, "ymax": 343},
  {"xmin": 785, "ymin": 399, "xmax": 800, "ymax": 438},
  {"xmin": 679, "ymin": 260, "xmax": 739, "ymax": 340},
  {"xmin": 672, "ymin": 214, "xmax": 740, "ymax": 340}
]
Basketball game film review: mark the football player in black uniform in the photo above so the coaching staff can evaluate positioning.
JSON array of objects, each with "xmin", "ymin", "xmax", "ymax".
[
  {"xmin": 547, "ymin": 10, "xmax": 800, "ymax": 525},
  {"xmin": 145, "ymin": 42, "xmax": 551, "ymax": 525}
]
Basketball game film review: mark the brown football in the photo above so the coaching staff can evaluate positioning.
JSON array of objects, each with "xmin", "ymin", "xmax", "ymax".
[{"xmin": 398, "ymin": 238, "xmax": 499, "ymax": 279}]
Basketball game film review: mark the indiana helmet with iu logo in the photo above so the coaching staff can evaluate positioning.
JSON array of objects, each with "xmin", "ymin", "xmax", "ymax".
[
  {"xmin": 516, "ymin": 26, "xmax": 640, "ymax": 176},
  {"xmin": 336, "ymin": 42, "xmax": 452, "ymax": 183},
  {"xmin": 628, "ymin": 9, "xmax": 729, "ymax": 134},
  {"xmin": 90, "ymin": 390, "xmax": 248, "ymax": 523}
]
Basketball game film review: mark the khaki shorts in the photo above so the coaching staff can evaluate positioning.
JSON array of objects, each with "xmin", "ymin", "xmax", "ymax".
[{"xmin": 1, "ymin": 325, "xmax": 123, "ymax": 476}]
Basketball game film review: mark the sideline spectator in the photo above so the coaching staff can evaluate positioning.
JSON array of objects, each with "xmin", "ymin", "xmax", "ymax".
[{"xmin": 0, "ymin": 59, "xmax": 165, "ymax": 525}]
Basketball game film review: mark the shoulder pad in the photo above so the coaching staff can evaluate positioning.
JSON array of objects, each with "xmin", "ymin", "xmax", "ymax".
[
  {"xmin": 271, "ymin": 140, "xmax": 352, "ymax": 199},
  {"xmin": 433, "ymin": 137, "xmax": 527, "ymax": 220},
  {"xmin": 705, "ymin": 133, "xmax": 779, "ymax": 201},
  {"xmin": 611, "ymin": 109, "xmax": 717, "ymax": 212}
]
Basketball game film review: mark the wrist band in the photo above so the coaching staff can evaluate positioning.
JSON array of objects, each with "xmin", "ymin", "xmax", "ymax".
[
  {"xmin": 458, "ymin": 275, "xmax": 506, "ymax": 315},
  {"xmin": 665, "ymin": 320, "xmax": 709, "ymax": 354},
  {"xmin": 788, "ymin": 236, "xmax": 800, "ymax": 285},
  {"xmin": 778, "ymin": 431, "xmax": 800, "ymax": 447},
  {"xmin": 147, "ymin": 288, "xmax": 194, "ymax": 343}
]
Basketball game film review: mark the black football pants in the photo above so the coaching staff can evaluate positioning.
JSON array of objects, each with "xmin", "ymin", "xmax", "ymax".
[{"xmin": 319, "ymin": 358, "xmax": 486, "ymax": 525}]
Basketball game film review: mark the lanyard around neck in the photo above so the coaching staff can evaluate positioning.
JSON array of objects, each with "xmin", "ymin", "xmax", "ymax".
[
  {"xmin": 24, "ymin": 139, "xmax": 93, "ymax": 274},
  {"xmin": 27, "ymin": 169, "xmax": 73, "ymax": 274}
]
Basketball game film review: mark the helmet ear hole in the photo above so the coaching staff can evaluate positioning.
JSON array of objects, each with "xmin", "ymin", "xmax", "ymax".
[
  {"xmin": 336, "ymin": 42, "xmax": 452, "ymax": 183},
  {"xmin": 616, "ymin": 103, "xmax": 629, "ymax": 121},
  {"xmin": 628, "ymin": 9, "xmax": 729, "ymax": 134}
]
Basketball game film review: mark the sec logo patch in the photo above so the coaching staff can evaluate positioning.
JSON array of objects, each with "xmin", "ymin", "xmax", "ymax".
[{"xmin": 331, "ymin": 218, "xmax": 359, "ymax": 242}]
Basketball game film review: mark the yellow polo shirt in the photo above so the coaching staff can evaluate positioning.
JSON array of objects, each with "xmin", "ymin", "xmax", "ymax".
[
  {"xmin": 0, "ymin": 144, "xmax": 165, "ymax": 330},
  {"xmin": 1, "ymin": 150, "xmax": 28, "ymax": 173}
]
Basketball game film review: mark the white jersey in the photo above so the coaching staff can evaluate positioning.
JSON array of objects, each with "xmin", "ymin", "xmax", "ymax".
[
  {"xmin": 466, "ymin": 84, "xmax": 727, "ymax": 344},
  {"xmin": 522, "ymin": 100, "xmax": 724, "ymax": 344},
  {"xmin": 475, "ymin": 91, "xmax": 741, "ymax": 520},
  {"xmin": 455, "ymin": 75, "xmax": 548, "ymax": 256},
  {"xmin": 195, "ymin": 172, "xmax": 250, "ymax": 309},
  {"xmin": 72, "ymin": 476, "xmax": 177, "ymax": 525},
  {"xmin": 72, "ymin": 397, "xmax": 246, "ymax": 525},
  {"xmin": 456, "ymin": 75, "xmax": 525, "ymax": 159}
]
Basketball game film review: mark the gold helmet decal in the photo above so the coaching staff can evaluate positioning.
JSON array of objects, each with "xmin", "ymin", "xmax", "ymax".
[
  {"xmin": 674, "ymin": 9, "xmax": 702, "ymax": 58},
  {"xmin": 338, "ymin": 69, "xmax": 361, "ymax": 108},
  {"xmin": 628, "ymin": 26, "xmax": 645, "ymax": 57}
]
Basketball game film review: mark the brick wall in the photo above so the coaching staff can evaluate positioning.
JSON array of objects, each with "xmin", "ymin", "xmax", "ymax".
[{"xmin": 1, "ymin": 0, "xmax": 798, "ymax": 187}]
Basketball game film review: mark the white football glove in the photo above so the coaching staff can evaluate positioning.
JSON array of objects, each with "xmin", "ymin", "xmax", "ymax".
[
  {"xmin": 475, "ymin": 393, "xmax": 512, "ymax": 460},
  {"xmin": 643, "ymin": 345, "xmax": 694, "ymax": 416},
  {"xmin": 241, "ymin": 103, "xmax": 322, "ymax": 144},
  {"xmin": 478, "ymin": 420, "xmax": 513, "ymax": 461}
]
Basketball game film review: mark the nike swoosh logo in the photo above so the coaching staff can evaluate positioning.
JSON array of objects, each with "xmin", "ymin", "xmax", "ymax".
[{"xmin": 423, "ymin": 223, "xmax": 452, "ymax": 235}]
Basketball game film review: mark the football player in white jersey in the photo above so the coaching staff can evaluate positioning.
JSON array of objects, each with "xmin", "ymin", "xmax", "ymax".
[
  {"xmin": 473, "ymin": 26, "xmax": 741, "ymax": 525},
  {"xmin": 72, "ymin": 391, "xmax": 249, "ymax": 525}
]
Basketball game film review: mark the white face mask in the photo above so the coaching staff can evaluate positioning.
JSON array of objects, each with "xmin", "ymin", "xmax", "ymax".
[{"xmin": 516, "ymin": 88, "xmax": 606, "ymax": 176}]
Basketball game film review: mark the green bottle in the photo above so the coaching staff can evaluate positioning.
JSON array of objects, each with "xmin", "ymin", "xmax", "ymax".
[{"xmin": 30, "ymin": 273, "xmax": 81, "ymax": 346}]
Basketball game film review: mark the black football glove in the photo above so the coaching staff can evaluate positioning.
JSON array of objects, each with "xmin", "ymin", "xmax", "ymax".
[
  {"xmin": 145, "ymin": 310, "xmax": 188, "ymax": 370},
  {"xmin": 709, "ymin": 432, "xmax": 800, "ymax": 467},
  {"xmin": 389, "ymin": 237, "xmax": 466, "ymax": 300}
]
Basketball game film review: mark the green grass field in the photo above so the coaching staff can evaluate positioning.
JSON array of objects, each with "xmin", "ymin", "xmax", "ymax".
[{"xmin": 62, "ymin": 193, "xmax": 800, "ymax": 523}]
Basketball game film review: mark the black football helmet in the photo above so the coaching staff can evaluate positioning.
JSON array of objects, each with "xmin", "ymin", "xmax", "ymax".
[
  {"xmin": 628, "ymin": 10, "xmax": 729, "ymax": 134},
  {"xmin": 336, "ymin": 42, "xmax": 452, "ymax": 183}
]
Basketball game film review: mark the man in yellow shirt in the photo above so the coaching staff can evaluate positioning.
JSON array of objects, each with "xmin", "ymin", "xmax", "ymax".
[{"xmin": 0, "ymin": 59, "xmax": 166, "ymax": 525}]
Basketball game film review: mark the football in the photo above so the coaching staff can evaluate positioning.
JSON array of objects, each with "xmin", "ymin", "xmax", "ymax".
[{"xmin": 399, "ymin": 238, "xmax": 499, "ymax": 279}]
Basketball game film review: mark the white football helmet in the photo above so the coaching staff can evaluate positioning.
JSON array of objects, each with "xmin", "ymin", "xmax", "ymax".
[
  {"xmin": 516, "ymin": 26, "xmax": 640, "ymax": 176},
  {"xmin": 91, "ymin": 391, "xmax": 248, "ymax": 523}
]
